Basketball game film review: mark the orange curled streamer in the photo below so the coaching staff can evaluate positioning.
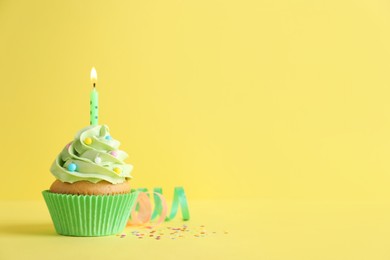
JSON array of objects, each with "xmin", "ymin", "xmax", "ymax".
[{"xmin": 127, "ymin": 192, "xmax": 168, "ymax": 228}]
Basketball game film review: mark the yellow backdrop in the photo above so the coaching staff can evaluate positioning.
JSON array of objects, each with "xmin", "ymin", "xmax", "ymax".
[{"xmin": 1, "ymin": 0, "xmax": 390, "ymax": 201}]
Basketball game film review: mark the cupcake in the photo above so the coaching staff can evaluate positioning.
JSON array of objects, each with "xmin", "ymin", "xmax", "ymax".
[{"xmin": 42, "ymin": 124, "xmax": 138, "ymax": 236}]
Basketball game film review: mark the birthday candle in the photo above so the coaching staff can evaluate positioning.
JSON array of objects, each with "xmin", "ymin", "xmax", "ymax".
[{"xmin": 90, "ymin": 67, "xmax": 98, "ymax": 125}]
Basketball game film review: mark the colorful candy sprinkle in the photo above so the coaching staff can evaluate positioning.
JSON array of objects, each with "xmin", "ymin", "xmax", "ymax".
[
  {"xmin": 105, "ymin": 135, "xmax": 112, "ymax": 140},
  {"xmin": 67, "ymin": 163, "xmax": 77, "ymax": 172},
  {"xmin": 84, "ymin": 137, "xmax": 92, "ymax": 145},
  {"xmin": 113, "ymin": 167, "xmax": 121, "ymax": 174},
  {"xmin": 110, "ymin": 151, "xmax": 118, "ymax": 157},
  {"xmin": 94, "ymin": 156, "xmax": 102, "ymax": 164},
  {"xmin": 122, "ymin": 224, "xmax": 224, "ymax": 240}
]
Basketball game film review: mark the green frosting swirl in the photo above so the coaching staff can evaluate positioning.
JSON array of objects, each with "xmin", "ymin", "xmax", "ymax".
[{"xmin": 50, "ymin": 125, "xmax": 133, "ymax": 184}]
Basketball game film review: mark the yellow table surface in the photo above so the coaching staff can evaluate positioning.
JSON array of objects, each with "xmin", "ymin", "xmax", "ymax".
[{"xmin": 1, "ymin": 199, "xmax": 390, "ymax": 260}]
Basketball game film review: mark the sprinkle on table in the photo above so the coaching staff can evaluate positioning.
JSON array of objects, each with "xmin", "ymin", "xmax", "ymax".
[{"xmin": 122, "ymin": 224, "xmax": 228, "ymax": 240}]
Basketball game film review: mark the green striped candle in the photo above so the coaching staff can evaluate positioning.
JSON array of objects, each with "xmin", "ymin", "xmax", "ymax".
[{"xmin": 90, "ymin": 67, "xmax": 98, "ymax": 125}]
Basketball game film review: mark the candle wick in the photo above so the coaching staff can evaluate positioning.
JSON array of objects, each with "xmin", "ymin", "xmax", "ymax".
[{"xmin": 93, "ymin": 83, "xmax": 96, "ymax": 88}]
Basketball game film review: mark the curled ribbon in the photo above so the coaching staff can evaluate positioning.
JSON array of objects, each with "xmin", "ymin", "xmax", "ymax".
[{"xmin": 127, "ymin": 187, "xmax": 190, "ymax": 227}]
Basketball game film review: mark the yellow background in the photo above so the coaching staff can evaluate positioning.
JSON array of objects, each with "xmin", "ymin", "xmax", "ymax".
[
  {"xmin": 1, "ymin": 0, "xmax": 390, "ymax": 201},
  {"xmin": 2, "ymin": 0, "xmax": 390, "ymax": 259}
]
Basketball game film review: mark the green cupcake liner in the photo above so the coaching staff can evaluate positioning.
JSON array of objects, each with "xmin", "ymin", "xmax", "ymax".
[{"xmin": 42, "ymin": 190, "xmax": 138, "ymax": 237}]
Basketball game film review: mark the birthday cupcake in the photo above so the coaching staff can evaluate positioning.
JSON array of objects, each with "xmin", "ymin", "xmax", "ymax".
[{"xmin": 42, "ymin": 124, "xmax": 138, "ymax": 237}]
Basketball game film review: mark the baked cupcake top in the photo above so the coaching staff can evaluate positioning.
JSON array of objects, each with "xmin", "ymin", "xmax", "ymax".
[{"xmin": 50, "ymin": 125, "xmax": 133, "ymax": 184}]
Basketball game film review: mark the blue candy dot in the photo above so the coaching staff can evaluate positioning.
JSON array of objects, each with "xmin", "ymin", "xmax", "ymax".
[
  {"xmin": 67, "ymin": 163, "xmax": 77, "ymax": 172},
  {"xmin": 105, "ymin": 135, "xmax": 112, "ymax": 140}
]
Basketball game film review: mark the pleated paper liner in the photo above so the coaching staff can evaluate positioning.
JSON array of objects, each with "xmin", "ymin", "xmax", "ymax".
[{"xmin": 42, "ymin": 190, "xmax": 139, "ymax": 237}]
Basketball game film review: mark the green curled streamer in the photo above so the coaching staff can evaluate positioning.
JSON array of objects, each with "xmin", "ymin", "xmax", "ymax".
[
  {"xmin": 131, "ymin": 187, "xmax": 190, "ymax": 221},
  {"xmin": 152, "ymin": 187, "xmax": 163, "ymax": 220},
  {"xmin": 166, "ymin": 187, "xmax": 190, "ymax": 221}
]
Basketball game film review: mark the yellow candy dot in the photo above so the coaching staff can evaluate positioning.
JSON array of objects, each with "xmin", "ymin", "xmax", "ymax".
[
  {"xmin": 113, "ymin": 167, "xmax": 121, "ymax": 174},
  {"xmin": 84, "ymin": 137, "xmax": 92, "ymax": 145}
]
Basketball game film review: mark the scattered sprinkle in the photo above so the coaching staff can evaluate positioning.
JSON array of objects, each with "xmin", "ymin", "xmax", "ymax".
[{"xmin": 121, "ymin": 224, "xmax": 227, "ymax": 240}]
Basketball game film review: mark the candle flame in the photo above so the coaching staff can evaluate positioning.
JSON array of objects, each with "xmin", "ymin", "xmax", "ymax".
[{"xmin": 90, "ymin": 67, "xmax": 97, "ymax": 85}]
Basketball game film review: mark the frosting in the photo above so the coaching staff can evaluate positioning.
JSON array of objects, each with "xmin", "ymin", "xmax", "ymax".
[{"xmin": 50, "ymin": 125, "xmax": 133, "ymax": 184}]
